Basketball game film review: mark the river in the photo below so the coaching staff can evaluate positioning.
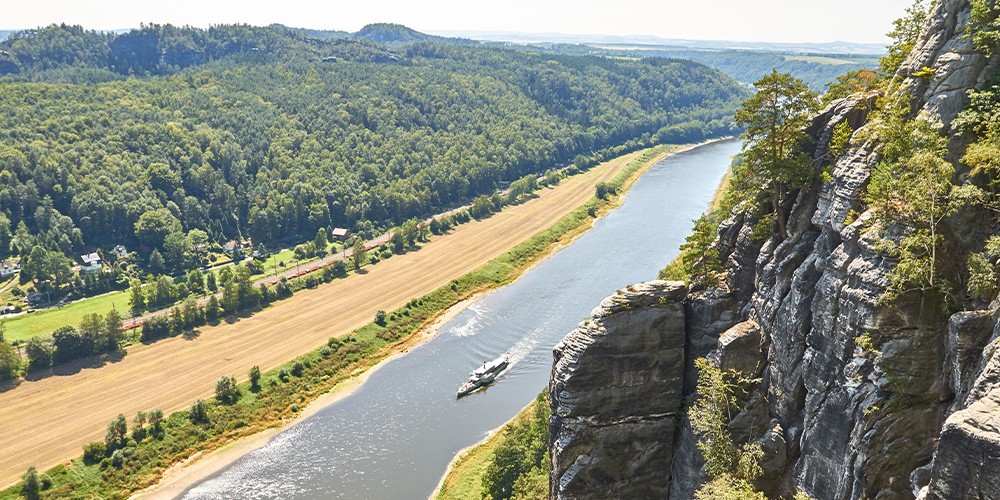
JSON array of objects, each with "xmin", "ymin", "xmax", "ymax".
[{"xmin": 182, "ymin": 139, "xmax": 740, "ymax": 499}]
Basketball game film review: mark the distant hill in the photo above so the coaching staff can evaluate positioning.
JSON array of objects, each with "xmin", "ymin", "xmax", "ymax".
[
  {"xmin": 430, "ymin": 30, "xmax": 887, "ymax": 55},
  {"xmin": 539, "ymin": 44, "xmax": 880, "ymax": 90},
  {"xmin": 355, "ymin": 23, "xmax": 436, "ymax": 43}
]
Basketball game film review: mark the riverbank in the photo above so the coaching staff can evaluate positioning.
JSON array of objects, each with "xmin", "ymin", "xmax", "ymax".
[
  {"xmin": 433, "ymin": 395, "xmax": 546, "ymax": 500},
  {"xmin": 0, "ymin": 142, "xmax": 688, "ymax": 496},
  {"xmin": 133, "ymin": 291, "xmax": 486, "ymax": 499},
  {"xmin": 129, "ymin": 143, "xmax": 697, "ymax": 499},
  {"xmin": 0, "ymin": 141, "xmax": 711, "ymax": 497}
]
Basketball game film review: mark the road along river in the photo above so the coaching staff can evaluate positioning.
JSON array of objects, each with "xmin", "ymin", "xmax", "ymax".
[{"xmin": 182, "ymin": 139, "xmax": 740, "ymax": 499}]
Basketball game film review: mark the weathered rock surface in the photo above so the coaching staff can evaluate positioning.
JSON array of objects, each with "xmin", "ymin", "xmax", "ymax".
[
  {"xmin": 549, "ymin": 2, "xmax": 1000, "ymax": 498},
  {"xmin": 548, "ymin": 1, "xmax": 1000, "ymax": 498},
  {"xmin": 549, "ymin": 281, "xmax": 689, "ymax": 499}
]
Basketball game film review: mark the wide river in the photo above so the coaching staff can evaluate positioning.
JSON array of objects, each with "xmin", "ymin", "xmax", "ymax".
[{"xmin": 183, "ymin": 139, "xmax": 740, "ymax": 499}]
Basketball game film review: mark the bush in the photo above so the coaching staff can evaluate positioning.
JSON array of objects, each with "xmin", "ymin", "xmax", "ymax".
[
  {"xmin": 482, "ymin": 392, "xmax": 550, "ymax": 500},
  {"xmin": 374, "ymin": 309, "xmax": 387, "ymax": 326},
  {"xmin": 291, "ymin": 361, "xmax": 304, "ymax": 377},
  {"xmin": 215, "ymin": 375, "xmax": 241, "ymax": 404},
  {"xmin": 24, "ymin": 336, "xmax": 54, "ymax": 371},
  {"xmin": 249, "ymin": 365, "xmax": 261, "ymax": 390},
  {"xmin": 189, "ymin": 399, "xmax": 209, "ymax": 423},
  {"xmin": 595, "ymin": 181, "xmax": 615, "ymax": 200},
  {"xmin": 22, "ymin": 466, "xmax": 39, "ymax": 500},
  {"xmin": 0, "ymin": 341, "xmax": 21, "ymax": 381},
  {"xmin": 83, "ymin": 441, "xmax": 107, "ymax": 465}
]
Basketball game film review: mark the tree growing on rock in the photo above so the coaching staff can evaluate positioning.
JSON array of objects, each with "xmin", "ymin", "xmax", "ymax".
[
  {"xmin": 690, "ymin": 358, "xmax": 764, "ymax": 497},
  {"xmin": 733, "ymin": 71, "xmax": 818, "ymax": 240}
]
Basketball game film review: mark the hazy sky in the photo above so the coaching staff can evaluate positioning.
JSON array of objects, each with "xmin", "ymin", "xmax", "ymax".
[{"xmin": 5, "ymin": 0, "xmax": 914, "ymax": 43}]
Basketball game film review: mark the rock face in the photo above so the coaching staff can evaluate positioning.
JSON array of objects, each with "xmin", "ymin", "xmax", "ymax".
[
  {"xmin": 549, "ymin": 281, "xmax": 690, "ymax": 499},
  {"xmin": 548, "ymin": 1, "xmax": 1000, "ymax": 498}
]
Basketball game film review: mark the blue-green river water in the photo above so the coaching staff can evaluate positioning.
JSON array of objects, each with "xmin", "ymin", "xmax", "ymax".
[{"xmin": 183, "ymin": 139, "xmax": 739, "ymax": 499}]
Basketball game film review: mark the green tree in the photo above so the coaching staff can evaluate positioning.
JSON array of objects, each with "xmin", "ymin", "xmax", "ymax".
[
  {"xmin": 215, "ymin": 375, "xmax": 240, "ymax": 404},
  {"xmin": 314, "ymin": 227, "xmax": 329, "ymax": 255},
  {"xmin": 148, "ymin": 248, "xmax": 166, "ymax": 275},
  {"xmin": 24, "ymin": 336, "xmax": 53, "ymax": 371},
  {"xmin": 21, "ymin": 245, "xmax": 73, "ymax": 287},
  {"xmin": 0, "ymin": 212, "xmax": 11, "ymax": 259},
  {"xmin": 163, "ymin": 231, "xmax": 192, "ymax": 272},
  {"xmin": 970, "ymin": 0, "xmax": 1000, "ymax": 55},
  {"xmin": 148, "ymin": 408, "xmax": 164, "ymax": 432},
  {"xmin": 689, "ymin": 358, "xmax": 764, "ymax": 494},
  {"xmin": 132, "ymin": 411, "xmax": 147, "ymax": 440},
  {"xmin": 0, "ymin": 340, "xmax": 21, "ymax": 381},
  {"xmin": 482, "ymin": 392, "xmax": 550, "ymax": 500},
  {"xmin": 186, "ymin": 269, "xmax": 205, "ymax": 295},
  {"xmin": 189, "ymin": 399, "xmax": 209, "ymax": 423},
  {"xmin": 881, "ymin": 0, "xmax": 929, "ymax": 76},
  {"xmin": 104, "ymin": 413, "xmax": 128, "ymax": 451},
  {"xmin": 249, "ymin": 365, "xmax": 261, "ymax": 390},
  {"xmin": 205, "ymin": 295, "xmax": 221, "ymax": 320},
  {"xmin": 129, "ymin": 279, "xmax": 145, "ymax": 313},
  {"xmin": 206, "ymin": 271, "xmax": 218, "ymax": 292},
  {"xmin": 134, "ymin": 208, "xmax": 183, "ymax": 249},
  {"xmin": 352, "ymin": 238, "xmax": 367, "ymax": 270},
  {"xmin": 22, "ymin": 466, "xmax": 40, "ymax": 500},
  {"xmin": 187, "ymin": 228, "xmax": 210, "ymax": 262},
  {"xmin": 733, "ymin": 71, "xmax": 818, "ymax": 239},
  {"xmin": 105, "ymin": 309, "xmax": 124, "ymax": 350},
  {"xmin": 595, "ymin": 181, "xmax": 615, "ymax": 200}
]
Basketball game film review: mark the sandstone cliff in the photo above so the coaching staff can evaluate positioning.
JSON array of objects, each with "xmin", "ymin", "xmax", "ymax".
[{"xmin": 549, "ymin": 1, "xmax": 1000, "ymax": 498}]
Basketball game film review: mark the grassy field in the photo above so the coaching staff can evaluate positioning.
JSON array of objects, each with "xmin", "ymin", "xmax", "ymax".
[
  {"xmin": 3, "ymin": 290, "xmax": 132, "ymax": 343},
  {"xmin": 3, "ymin": 241, "xmax": 347, "ymax": 343},
  {"xmin": 0, "ymin": 145, "xmax": 678, "ymax": 493}
]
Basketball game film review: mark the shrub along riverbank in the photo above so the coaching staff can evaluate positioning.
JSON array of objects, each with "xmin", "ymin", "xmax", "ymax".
[
  {"xmin": 436, "ymin": 392, "xmax": 550, "ymax": 500},
  {"xmin": 0, "ymin": 145, "xmax": 675, "ymax": 499}
]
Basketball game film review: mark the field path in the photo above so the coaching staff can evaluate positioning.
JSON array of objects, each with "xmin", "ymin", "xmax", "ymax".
[{"xmin": 0, "ymin": 150, "xmax": 646, "ymax": 488}]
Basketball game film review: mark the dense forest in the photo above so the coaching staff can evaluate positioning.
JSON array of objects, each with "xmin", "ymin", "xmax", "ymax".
[{"xmin": 0, "ymin": 23, "xmax": 745, "ymax": 285}]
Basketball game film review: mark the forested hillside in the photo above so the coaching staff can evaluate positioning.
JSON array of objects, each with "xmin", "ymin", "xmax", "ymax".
[
  {"xmin": 534, "ymin": 43, "xmax": 880, "ymax": 90},
  {"xmin": 0, "ymin": 23, "xmax": 745, "ymax": 279}
]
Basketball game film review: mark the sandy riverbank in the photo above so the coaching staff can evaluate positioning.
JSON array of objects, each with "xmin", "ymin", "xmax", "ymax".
[
  {"xmin": 129, "ymin": 139, "xmax": 727, "ymax": 499},
  {"xmin": 132, "ymin": 291, "xmax": 486, "ymax": 499}
]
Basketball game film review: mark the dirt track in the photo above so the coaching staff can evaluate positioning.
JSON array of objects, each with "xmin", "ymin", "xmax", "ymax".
[{"xmin": 0, "ymin": 150, "xmax": 655, "ymax": 488}]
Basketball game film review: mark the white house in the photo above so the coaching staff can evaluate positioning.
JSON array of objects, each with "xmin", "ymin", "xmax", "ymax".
[
  {"xmin": 113, "ymin": 244, "xmax": 129, "ymax": 258},
  {"xmin": 0, "ymin": 260, "xmax": 18, "ymax": 278},
  {"xmin": 80, "ymin": 252, "xmax": 103, "ymax": 273}
]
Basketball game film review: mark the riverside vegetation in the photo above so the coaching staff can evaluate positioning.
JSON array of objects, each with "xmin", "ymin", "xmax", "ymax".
[
  {"xmin": 0, "ymin": 23, "xmax": 745, "ymax": 384},
  {"xmin": 437, "ymin": 392, "xmax": 550, "ymax": 500},
  {"xmin": 0, "ymin": 146, "xmax": 669, "ymax": 499},
  {"xmin": 0, "ymin": 22, "xmax": 743, "ymax": 315}
]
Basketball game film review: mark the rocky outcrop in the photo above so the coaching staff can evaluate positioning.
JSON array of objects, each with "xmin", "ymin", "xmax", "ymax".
[
  {"xmin": 549, "ymin": 1, "xmax": 1000, "ymax": 498},
  {"xmin": 549, "ymin": 281, "xmax": 689, "ymax": 499}
]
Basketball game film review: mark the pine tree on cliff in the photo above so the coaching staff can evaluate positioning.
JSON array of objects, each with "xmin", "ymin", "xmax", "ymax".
[{"xmin": 734, "ymin": 71, "xmax": 818, "ymax": 240}]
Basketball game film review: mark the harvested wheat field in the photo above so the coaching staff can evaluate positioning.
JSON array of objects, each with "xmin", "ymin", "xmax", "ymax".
[{"xmin": 0, "ymin": 149, "xmax": 665, "ymax": 488}]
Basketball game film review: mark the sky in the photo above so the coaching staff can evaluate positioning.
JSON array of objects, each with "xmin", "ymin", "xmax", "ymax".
[{"xmin": 4, "ymin": 0, "xmax": 914, "ymax": 44}]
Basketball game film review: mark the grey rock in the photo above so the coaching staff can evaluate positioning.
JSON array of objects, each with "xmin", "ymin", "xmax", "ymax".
[
  {"xmin": 924, "ymin": 344, "xmax": 1000, "ymax": 499},
  {"xmin": 711, "ymin": 320, "xmax": 764, "ymax": 377},
  {"xmin": 549, "ymin": 281, "xmax": 689, "ymax": 499},
  {"xmin": 946, "ymin": 311, "xmax": 995, "ymax": 401}
]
